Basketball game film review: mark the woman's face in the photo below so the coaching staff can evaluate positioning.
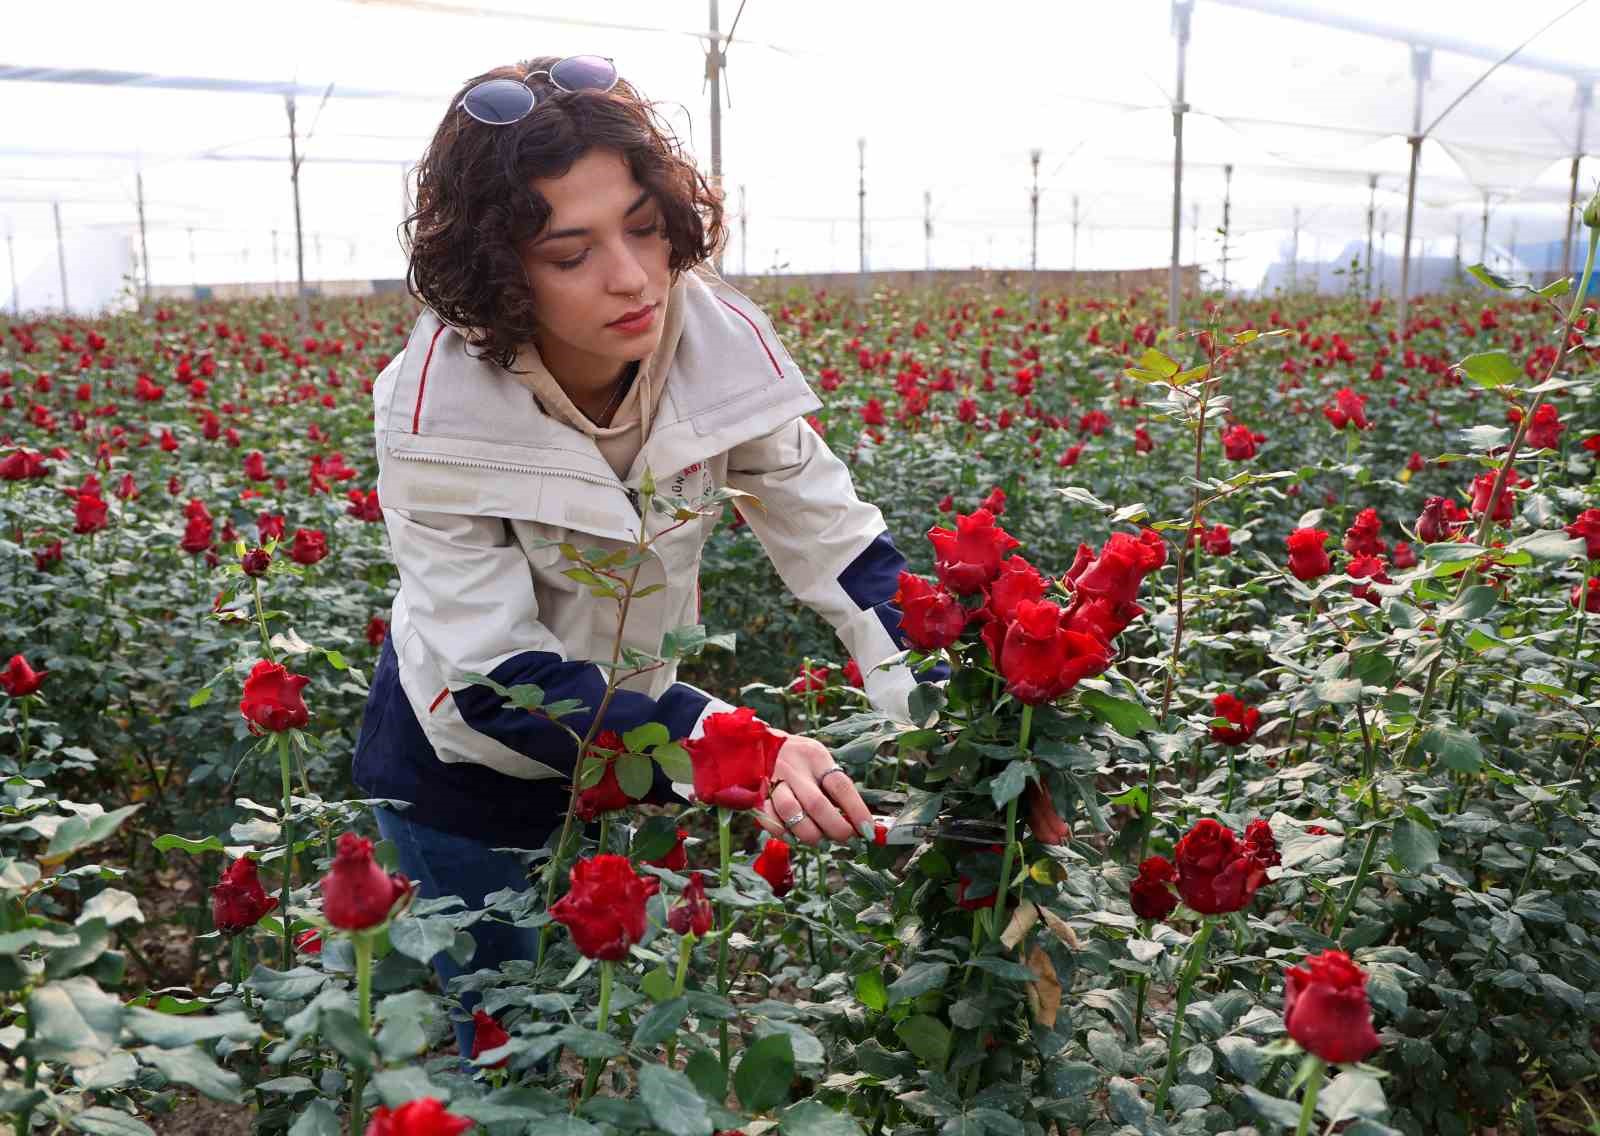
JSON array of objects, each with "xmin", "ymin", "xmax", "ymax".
[{"xmin": 518, "ymin": 148, "xmax": 673, "ymax": 385}]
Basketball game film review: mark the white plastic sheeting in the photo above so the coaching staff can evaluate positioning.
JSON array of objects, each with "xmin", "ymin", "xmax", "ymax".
[{"xmin": 3, "ymin": 0, "xmax": 1599, "ymax": 311}]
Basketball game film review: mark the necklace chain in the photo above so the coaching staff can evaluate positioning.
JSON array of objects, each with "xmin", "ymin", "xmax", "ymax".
[{"xmin": 590, "ymin": 365, "xmax": 633, "ymax": 426}]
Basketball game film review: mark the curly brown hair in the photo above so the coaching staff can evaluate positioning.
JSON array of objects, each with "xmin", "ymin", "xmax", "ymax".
[{"xmin": 402, "ymin": 57, "xmax": 725, "ymax": 370}]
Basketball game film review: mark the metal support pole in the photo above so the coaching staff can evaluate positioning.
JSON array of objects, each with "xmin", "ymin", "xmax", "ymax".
[
  {"xmin": 924, "ymin": 190, "xmax": 933, "ymax": 278},
  {"xmin": 1378, "ymin": 212, "xmax": 1388, "ymax": 297},
  {"xmin": 1219, "ymin": 163, "xmax": 1233, "ymax": 292},
  {"xmin": 1029, "ymin": 147, "xmax": 1041, "ymax": 306},
  {"xmin": 52, "ymin": 201, "xmax": 69, "ymax": 314},
  {"xmin": 1364, "ymin": 174, "xmax": 1377, "ymax": 300},
  {"xmin": 135, "ymin": 169, "xmax": 152, "ymax": 310},
  {"xmin": 1398, "ymin": 46, "xmax": 1430, "ymax": 331},
  {"xmin": 1479, "ymin": 192, "xmax": 1491, "ymax": 265},
  {"xmin": 1168, "ymin": 0, "xmax": 1193, "ymax": 330},
  {"xmin": 707, "ymin": 0, "xmax": 724, "ymax": 275},
  {"xmin": 1454, "ymin": 216, "xmax": 1463, "ymax": 280},
  {"xmin": 1290, "ymin": 206, "xmax": 1300, "ymax": 292},
  {"xmin": 1564, "ymin": 81, "xmax": 1591, "ymax": 278},
  {"xmin": 1070, "ymin": 194, "xmax": 1080, "ymax": 290},
  {"xmin": 738, "ymin": 184, "xmax": 747, "ymax": 277},
  {"xmin": 856, "ymin": 136, "xmax": 867, "ymax": 298},
  {"xmin": 286, "ymin": 95, "xmax": 308, "ymax": 315}
]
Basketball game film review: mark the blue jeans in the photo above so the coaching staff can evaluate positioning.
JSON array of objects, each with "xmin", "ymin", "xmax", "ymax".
[{"xmin": 374, "ymin": 806, "xmax": 546, "ymax": 1060}]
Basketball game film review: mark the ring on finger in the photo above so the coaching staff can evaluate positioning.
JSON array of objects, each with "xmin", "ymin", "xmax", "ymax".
[
  {"xmin": 818, "ymin": 766, "xmax": 851, "ymax": 791},
  {"xmin": 781, "ymin": 810, "xmax": 806, "ymax": 831}
]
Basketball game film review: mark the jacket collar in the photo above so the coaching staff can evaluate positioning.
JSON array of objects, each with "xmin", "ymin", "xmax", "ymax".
[{"xmin": 381, "ymin": 267, "xmax": 820, "ymax": 491}]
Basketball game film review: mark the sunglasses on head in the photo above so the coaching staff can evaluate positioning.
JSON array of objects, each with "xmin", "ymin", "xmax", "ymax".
[{"xmin": 457, "ymin": 55, "xmax": 619, "ymax": 126}]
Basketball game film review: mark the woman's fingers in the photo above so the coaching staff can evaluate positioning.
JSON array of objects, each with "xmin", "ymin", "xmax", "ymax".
[
  {"xmin": 761, "ymin": 781, "xmax": 824, "ymax": 846},
  {"xmin": 815, "ymin": 764, "xmax": 873, "ymax": 841}
]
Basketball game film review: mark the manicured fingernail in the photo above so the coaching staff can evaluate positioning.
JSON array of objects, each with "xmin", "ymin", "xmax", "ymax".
[{"xmin": 857, "ymin": 820, "xmax": 875, "ymax": 840}]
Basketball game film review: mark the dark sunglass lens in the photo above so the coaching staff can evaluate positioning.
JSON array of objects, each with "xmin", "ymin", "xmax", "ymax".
[
  {"xmin": 549, "ymin": 55, "xmax": 617, "ymax": 92},
  {"xmin": 461, "ymin": 78, "xmax": 535, "ymax": 125}
]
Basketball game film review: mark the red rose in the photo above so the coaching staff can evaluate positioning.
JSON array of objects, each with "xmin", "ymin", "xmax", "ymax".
[
  {"xmin": 469, "ymin": 1010, "xmax": 510, "ymax": 1067},
  {"xmin": 210, "ymin": 856, "xmax": 278, "ymax": 934},
  {"xmin": 1058, "ymin": 443, "xmax": 1084, "ymax": 468},
  {"xmin": 257, "ymin": 513, "xmax": 286, "ymax": 542},
  {"xmin": 980, "ymin": 555, "xmax": 1047, "ymax": 626},
  {"xmin": 1347, "ymin": 553, "xmax": 1392, "ymax": 605},
  {"xmin": 239, "ymin": 659, "xmax": 310, "ymax": 733},
  {"xmin": 685, "ymin": 706, "xmax": 783, "ymax": 810},
  {"xmin": 322, "ymin": 832, "xmax": 413, "ymax": 930},
  {"xmin": 1322, "ymin": 388, "xmax": 1370, "ymax": 430},
  {"xmin": 1221, "ymin": 423, "xmax": 1259, "ymax": 460},
  {"xmin": 1209, "ymin": 693, "xmax": 1260, "ymax": 746},
  {"xmin": 180, "ymin": 515, "xmax": 214, "ymax": 555},
  {"xmin": 243, "ymin": 451, "xmax": 269, "ymax": 481},
  {"xmin": 294, "ymin": 928, "xmax": 323, "ymax": 954},
  {"xmin": 1469, "ymin": 470, "xmax": 1515, "ymax": 522},
  {"xmin": 1406, "ymin": 451, "xmax": 1425, "ymax": 473},
  {"xmin": 1282, "ymin": 949, "xmax": 1382, "ymax": 1064},
  {"xmin": 1526, "ymin": 403, "xmax": 1564, "ymax": 450},
  {"xmin": 347, "ymin": 488, "xmax": 382, "ymax": 523},
  {"xmin": 1286, "ymin": 528, "xmax": 1330, "ymax": 581},
  {"xmin": 1243, "ymin": 818, "xmax": 1281, "ymax": 867},
  {"xmin": 893, "ymin": 571, "xmax": 968, "ymax": 650},
  {"xmin": 752, "ymin": 838, "xmax": 794, "ymax": 897},
  {"xmin": 979, "ymin": 486, "xmax": 1007, "ymax": 516},
  {"xmin": 926, "ymin": 508, "xmax": 1020, "ymax": 595},
  {"xmin": 241, "ymin": 548, "xmax": 271, "ymax": 577},
  {"xmin": 1565, "ymin": 509, "xmax": 1600, "ymax": 561},
  {"xmin": 667, "ymin": 871, "xmax": 714, "ymax": 937},
  {"xmin": 33, "ymin": 541, "xmax": 63, "ymax": 572},
  {"xmin": 1574, "ymin": 578, "xmax": 1600, "ymax": 613},
  {"xmin": 842, "ymin": 659, "xmax": 864, "ymax": 687},
  {"xmin": 992, "ymin": 599, "xmax": 1110, "ymax": 705},
  {"xmin": 647, "ymin": 828, "xmax": 689, "ymax": 871},
  {"xmin": 0, "ymin": 449, "xmax": 50, "ymax": 480},
  {"xmin": 1064, "ymin": 529, "xmax": 1167, "ymax": 607},
  {"xmin": 73, "ymin": 492, "xmax": 109, "ymax": 535},
  {"xmin": 0, "ymin": 654, "xmax": 48, "ymax": 697},
  {"xmin": 1173, "ymin": 818, "xmax": 1268, "ymax": 914},
  {"xmin": 1390, "ymin": 541, "xmax": 1417, "ymax": 569},
  {"xmin": 289, "ymin": 528, "xmax": 328, "ymax": 565},
  {"xmin": 364, "ymin": 1097, "xmax": 474, "ymax": 1136},
  {"xmin": 860, "ymin": 398, "xmax": 886, "ymax": 427},
  {"xmin": 1342, "ymin": 508, "xmax": 1385, "ymax": 557},
  {"xmin": 549, "ymin": 853, "xmax": 659, "ymax": 960},
  {"xmin": 1129, "ymin": 855, "xmax": 1178, "ymax": 921},
  {"xmin": 574, "ymin": 731, "xmax": 633, "ymax": 821},
  {"xmin": 1415, "ymin": 497, "xmax": 1458, "ymax": 544},
  {"xmin": 366, "ymin": 616, "xmax": 388, "ymax": 647},
  {"xmin": 1199, "ymin": 523, "xmax": 1232, "ymax": 556},
  {"xmin": 788, "ymin": 665, "xmax": 830, "ymax": 694}
]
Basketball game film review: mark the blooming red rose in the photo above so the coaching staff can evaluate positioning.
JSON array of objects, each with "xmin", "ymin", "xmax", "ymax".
[
  {"xmin": 1574, "ymin": 578, "xmax": 1600, "ymax": 613},
  {"xmin": 180, "ymin": 515, "xmax": 214, "ymax": 555},
  {"xmin": 1133, "ymin": 425, "xmax": 1154, "ymax": 453},
  {"xmin": 243, "ymin": 451, "xmax": 269, "ymax": 481},
  {"xmin": 1390, "ymin": 540, "xmax": 1417, "ymax": 569},
  {"xmin": 322, "ymin": 832, "xmax": 413, "ymax": 930},
  {"xmin": 469, "ymin": 1010, "xmax": 510, "ymax": 1067},
  {"xmin": 211, "ymin": 856, "xmax": 278, "ymax": 935},
  {"xmin": 685, "ymin": 707, "xmax": 784, "ymax": 810},
  {"xmin": 366, "ymin": 616, "xmax": 388, "ymax": 647},
  {"xmin": 1470, "ymin": 470, "xmax": 1515, "ymax": 522},
  {"xmin": 1322, "ymin": 388, "xmax": 1370, "ymax": 431},
  {"xmin": 1173, "ymin": 818, "xmax": 1268, "ymax": 914},
  {"xmin": 1283, "ymin": 949, "xmax": 1382, "ymax": 1064},
  {"xmin": 667, "ymin": 871, "xmax": 714, "ymax": 937},
  {"xmin": 993, "ymin": 598, "xmax": 1111, "ymax": 705},
  {"xmin": 894, "ymin": 571, "xmax": 968, "ymax": 650},
  {"xmin": 1199, "ymin": 523, "xmax": 1232, "ymax": 556},
  {"xmin": 1058, "ymin": 443, "xmax": 1085, "ymax": 468},
  {"xmin": 1342, "ymin": 508, "xmax": 1385, "ymax": 557},
  {"xmin": 1129, "ymin": 855, "xmax": 1178, "ymax": 921},
  {"xmin": 980, "ymin": 555, "xmax": 1047, "ymax": 626},
  {"xmin": 73, "ymin": 492, "xmax": 109, "ymax": 535},
  {"xmin": 239, "ymin": 659, "xmax": 310, "ymax": 733},
  {"xmin": 0, "ymin": 654, "xmax": 48, "ymax": 697},
  {"xmin": 1286, "ymin": 528, "xmax": 1331, "ymax": 581},
  {"xmin": 289, "ymin": 528, "xmax": 328, "ymax": 565},
  {"xmin": 1526, "ymin": 403, "xmax": 1564, "ymax": 450},
  {"xmin": 926, "ymin": 508, "xmax": 1020, "ymax": 595},
  {"xmin": 1347, "ymin": 553, "xmax": 1392, "ymax": 605},
  {"xmin": 241, "ymin": 548, "xmax": 271, "ymax": 577},
  {"xmin": 347, "ymin": 488, "xmax": 382, "ymax": 523},
  {"xmin": 549, "ymin": 854, "xmax": 658, "ymax": 960},
  {"xmin": 1221, "ymin": 423, "xmax": 1259, "ymax": 461},
  {"xmin": 257, "ymin": 512, "xmax": 286, "ymax": 542},
  {"xmin": 0, "ymin": 448, "xmax": 50, "ymax": 480},
  {"xmin": 753, "ymin": 838, "xmax": 794, "ymax": 897},
  {"xmin": 574, "ymin": 731, "xmax": 633, "ymax": 821},
  {"xmin": 1209, "ymin": 693, "xmax": 1260, "ymax": 746},
  {"xmin": 1243, "ymin": 818, "xmax": 1281, "ymax": 868},
  {"xmin": 364, "ymin": 1097, "xmax": 474, "ymax": 1136},
  {"xmin": 860, "ymin": 398, "xmax": 886, "ymax": 427},
  {"xmin": 1565, "ymin": 509, "xmax": 1600, "ymax": 561},
  {"xmin": 1065, "ymin": 529, "xmax": 1167, "ymax": 608}
]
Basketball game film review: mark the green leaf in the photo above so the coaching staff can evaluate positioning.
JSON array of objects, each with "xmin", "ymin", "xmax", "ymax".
[
  {"xmin": 639, "ymin": 965, "xmax": 675, "ymax": 1004},
  {"xmin": 27, "ymin": 976, "xmax": 123, "ymax": 1067},
  {"xmin": 1510, "ymin": 530, "xmax": 1587, "ymax": 561},
  {"xmin": 188, "ymin": 686, "xmax": 214, "ymax": 709},
  {"xmin": 79, "ymin": 889, "xmax": 142, "ymax": 928},
  {"xmin": 735, "ymin": 1032, "xmax": 796, "ymax": 1113},
  {"xmin": 1137, "ymin": 348, "xmax": 1180, "ymax": 378},
  {"xmin": 780, "ymin": 1100, "xmax": 867, "ymax": 1136},
  {"xmin": 684, "ymin": 1048, "xmax": 726, "ymax": 1102},
  {"xmin": 1105, "ymin": 1078, "xmax": 1153, "ymax": 1129},
  {"xmin": 1391, "ymin": 817, "xmax": 1440, "ymax": 874},
  {"xmin": 320, "ymin": 1008, "xmax": 378, "ymax": 1070},
  {"xmin": 1217, "ymin": 1036, "xmax": 1264, "ymax": 1083},
  {"xmin": 632, "ymin": 816, "xmax": 683, "ymax": 865},
  {"xmin": 246, "ymin": 965, "xmax": 327, "ymax": 1000},
  {"xmin": 615, "ymin": 753, "xmax": 654, "ymax": 800},
  {"xmin": 1077, "ymin": 690, "xmax": 1156, "ymax": 736},
  {"xmin": 1311, "ymin": 677, "xmax": 1362, "ymax": 705},
  {"xmin": 43, "ymin": 805, "xmax": 142, "ymax": 863},
  {"xmin": 286, "ymin": 1099, "xmax": 341, "ymax": 1136},
  {"xmin": 1459, "ymin": 351, "xmax": 1521, "ymax": 389},
  {"xmin": 894, "ymin": 1014, "xmax": 951, "ymax": 1070},
  {"xmin": 989, "ymin": 760, "xmax": 1035, "ymax": 809},
  {"xmin": 1318, "ymin": 1070, "xmax": 1388, "ymax": 1123},
  {"xmin": 1242, "ymin": 1086, "xmax": 1303, "ymax": 1130},
  {"xmin": 854, "ymin": 970, "xmax": 888, "ymax": 1013},
  {"xmin": 124, "ymin": 1008, "xmax": 259, "ymax": 1048},
  {"xmin": 71, "ymin": 1108, "xmax": 156, "ymax": 1136},
  {"xmin": 152, "ymin": 834, "xmax": 227, "ymax": 857},
  {"xmin": 556, "ymin": 1026, "xmax": 624, "ymax": 1058},
  {"xmin": 886, "ymin": 961, "xmax": 950, "ymax": 1006},
  {"xmin": 1466, "ymin": 263, "xmax": 1524, "ymax": 291},
  {"xmin": 389, "ymin": 917, "xmax": 458, "ymax": 965},
  {"xmin": 633, "ymin": 997, "xmax": 690, "ymax": 1048},
  {"xmin": 1438, "ymin": 585, "xmax": 1498, "ymax": 622},
  {"xmin": 653, "ymin": 742, "xmax": 693, "ymax": 783},
  {"xmin": 136, "ymin": 1044, "xmax": 243, "ymax": 1103},
  {"xmin": 624, "ymin": 723, "xmax": 670, "ymax": 751},
  {"xmin": 638, "ymin": 1062, "xmax": 714, "ymax": 1136},
  {"xmin": 1420, "ymin": 727, "xmax": 1484, "ymax": 773}
]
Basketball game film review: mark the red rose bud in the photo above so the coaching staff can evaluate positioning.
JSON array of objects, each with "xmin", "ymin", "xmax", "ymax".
[
  {"xmin": 873, "ymin": 821, "xmax": 888, "ymax": 845},
  {"xmin": 1574, "ymin": 578, "xmax": 1600, "ymax": 613},
  {"xmin": 1406, "ymin": 451, "xmax": 1425, "ymax": 473},
  {"xmin": 993, "ymin": 599, "xmax": 1110, "ymax": 705},
  {"xmin": 647, "ymin": 828, "xmax": 689, "ymax": 871},
  {"xmin": 0, "ymin": 654, "xmax": 48, "ymax": 697},
  {"xmin": 1565, "ymin": 509, "xmax": 1600, "ymax": 561},
  {"xmin": 894, "ymin": 571, "xmax": 968, "ymax": 650},
  {"xmin": 788, "ymin": 665, "xmax": 830, "ymax": 694},
  {"xmin": 1347, "ymin": 553, "xmax": 1392, "ymax": 605},
  {"xmin": 1173, "ymin": 818, "xmax": 1268, "ymax": 914},
  {"xmin": 364, "ymin": 1097, "xmax": 474, "ymax": 1136},
  {"xmin": 1526, "ymin": 403, "xmax": 1564, "ymax": 450},
  {"xmin": 1469, "ymin": 470, "xmax": 1515, "ymax": 522},
  {"xmin": 239, "ymin": 547, "xmax": 271, "ymax": 576},
  {"xmin": 73, "ymin": 492, "xmax": 109, "ymax": 535},
  {"xmin": 1064, "ymin": 529, "xmax": 1167, "ymax": 608},
  {"xmin": 685, "ymin": 706, "xmax": 783, "ymax": 810},
  {"xmin": 239, "ymin": 659, "xmax": 310, "ymax": 733},
  {"xmin": 1285, "ymin": 528, "xmax": 1331, "ymax": 581},
  {"xmin": 1390, "ymin": 541, "xmax": 1417, "ymax": 569},
  {"xmin": 294, "ymin": 928, "xmax": 323, "ymax": 954},
  {"xmin": 1322, "ymin": 387, "xmax": 1370, "ymax": 430},
  {"xmin": 1209, "ymin": 693, "xmax": 1260, "ymax": 746},
  {"xmin": 667, "ymin": 871, "xmax": 715, "ymax": 937},
  {"xmin": 1415, "ymin": 497, "xmax": 1456, "ymax": 543},
  {"xmin": 978, "ymin": 486, "xmax": 1007, "ymax": 516},
  {"xmin": 1243, "ymin": 818, "xmax": 1281, "ymax": 868},
  {"xmin": 469, "ymin": 1010, "xmax": 511, "ymax": 1067},
  {"xmin": 257, "ymin": 513, "xmax": 286, "ymax": 542},
  {"xmin": 1129, "ymin": 855, "xmax": 1178, "ymax": 921},
  {"xmin": 322, "ymin": 832, "xmax": 412, "ymax": 930},
  {"xmin": 1283, "ymin": 949, "xmax": 1382, "ymax": 1064},
  {"xmin": 243, "ymin": 451, "xmax": 269, "ymax": 481},
  {"xmin": 926, "ymin": 508, "xmax": 1021, "ymax": 595},
  {"xmin": 549, "ymin": 853, "xmax": 659, "ymax": 960},
  {"xmin": 574, "ymin": 731, "xmax": 632, "ymax": 821},
  {"xmin": 753, "ymin": 838, "xmax": 794, "ymax": 897},
  {"xmin": 289, "ymin": 528, "xmax": 328, "ymax": 565},
  {"xmin": 843, "ymin": 659, "xmax": 864, "ymax": 687},
  {"xmin": 1221, "ymin": 423, "xmax": 1259, "ymax": 460},
  {"xmin": 1197, "ymin": 523, "xmax": 1232, "ymax": 556},
  {"xmin": 1342, "ymin": 508, "xmax": 1385, "ymax": 557},
  {"xmin": 211, "ymin": 856, "xmax": 278, "ymax": 934}
]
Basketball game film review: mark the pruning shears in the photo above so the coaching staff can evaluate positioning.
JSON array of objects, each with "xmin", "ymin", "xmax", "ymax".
[{"xmin": 881, "ymin": 817, "xmax": 1009, "ymax": 847}]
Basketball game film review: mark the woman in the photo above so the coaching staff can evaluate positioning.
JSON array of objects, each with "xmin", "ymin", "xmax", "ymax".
[{"xmin": 351, "ymin": 55, "xmax": 1064, "ymax": 1059}]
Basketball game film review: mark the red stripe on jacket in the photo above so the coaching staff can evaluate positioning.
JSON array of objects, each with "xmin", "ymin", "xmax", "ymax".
[
  {"xmin": 411, "ymin": 323, "xmax": 449, "ymax": 433},
  {"xmin": 716, "ymin": 297, "xmax": 784, "ymax": 379}
]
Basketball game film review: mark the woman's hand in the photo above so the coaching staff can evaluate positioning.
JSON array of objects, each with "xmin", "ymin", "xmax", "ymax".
[
  {"xmin": 755, "ymin": 733, "xmax": 874, "ymax": 846},
  {"xmin": 1024, "ymin": 780, "xmax": 1069, "ymax": 846}
]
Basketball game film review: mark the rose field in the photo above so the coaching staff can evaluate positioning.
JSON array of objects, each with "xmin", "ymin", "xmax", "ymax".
[{"xmin": 1, "ymin": 245, "xmax": 1599, "ymax": 1136}]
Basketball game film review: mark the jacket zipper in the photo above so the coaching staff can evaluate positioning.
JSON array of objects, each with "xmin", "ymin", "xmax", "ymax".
[{"xmin": 392, "ymin": 449, "xmax": 617, "ymax": 490}]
